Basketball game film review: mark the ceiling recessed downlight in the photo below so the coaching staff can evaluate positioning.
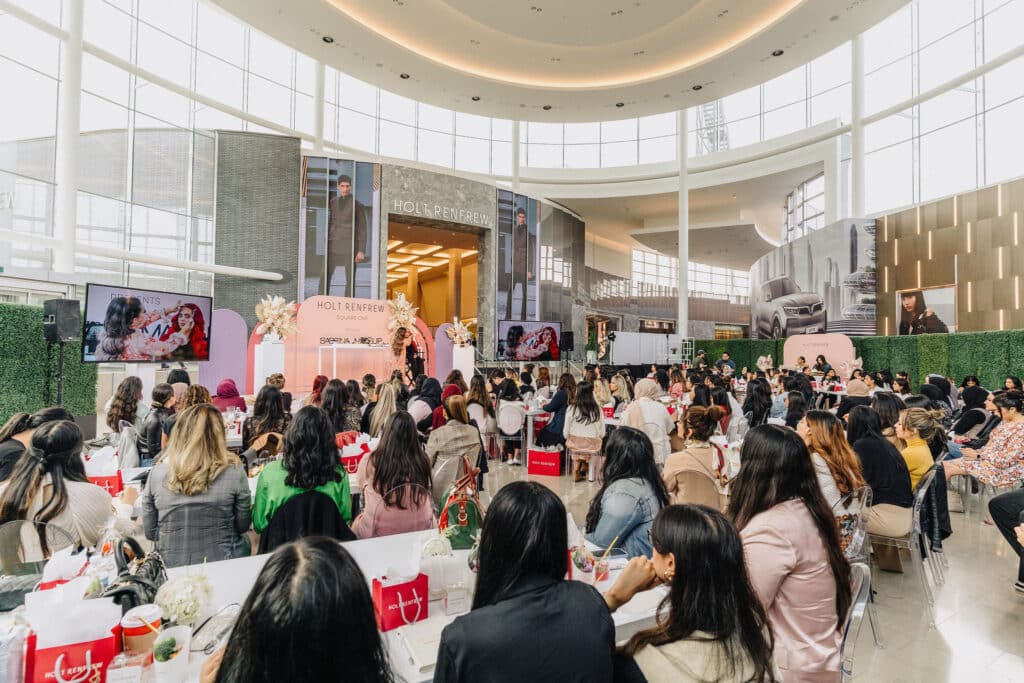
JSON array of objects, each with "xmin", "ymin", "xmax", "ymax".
[
  {"xmin": 615, "ymin": 102, "xmax": 625, "ymax": 107},
  {"xmin": 692, "ymin": 84, "xmax": 702, "ymax": 91},
  {"xmin": 322, "ymin": 35, "xmax": 334, "ymax": 44},
  {"xmin": 471, "ymin": 96, "xmax": 480, "ymax": 101},
  {"xmin": 542, "ymin": 105, "xmax": 552, "ymax": 110},
  {"xmin": 771, "ymin": 49, "xmax": 784, "ymax": 56},
  {"xmin": 399, "ymin": 73, "xmax": 410, "ymax": 79}
]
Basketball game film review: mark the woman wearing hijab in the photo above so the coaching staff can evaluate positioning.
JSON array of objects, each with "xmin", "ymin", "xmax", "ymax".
[
  {"xmin": 408, "ymin": 378, "xmax": 443, "ymax": 432},
  {"xmin": 432, "ymin": 384, "xmax": 464, "ymax": 430},
  {"xmin": 622, "ymin": 379, "xmax": 674, "ymax": 466},
  {"xmin": 212, "ymin": 379, "xmax": 247, "ymax": 413}
]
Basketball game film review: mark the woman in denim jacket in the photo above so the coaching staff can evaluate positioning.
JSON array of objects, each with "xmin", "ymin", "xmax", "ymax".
[{"xmin": 585, "ymin": 427, "xmax": 670, "ymax": 558}]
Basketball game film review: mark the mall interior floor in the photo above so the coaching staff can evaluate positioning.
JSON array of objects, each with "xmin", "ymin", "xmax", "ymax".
[{"xmin": 479, "ymin": 462, "xmax": 1024, "ymax": 682}]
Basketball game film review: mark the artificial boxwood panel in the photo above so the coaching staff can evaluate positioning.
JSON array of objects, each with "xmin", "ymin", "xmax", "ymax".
[
  {"xmin": 947, "ymin": 332, "xmax": 981, "ymax": 386},
  {"xmin": 915, "ymin": 334, "xmax": 949, "ymax": 387},
  {"xmin": 1008, "ymin": 330, "xmax": 1024, "ymax": 382},
  {"xmin": 976, "ymin": 331, "xmax": 1009, "ymax": 390},
  {"xmin": 0, "ymin": 304, "xmax": 97, "ymax": 425},
  {"xmin": 887, "ymin": 335, "xmax": 919, "ymax": 382},
  {"xmin": 856, "ymin": 336, "xmax": 890, "ymax": 375}
]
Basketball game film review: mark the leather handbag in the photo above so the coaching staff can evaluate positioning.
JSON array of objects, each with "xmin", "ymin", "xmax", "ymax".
[
  {"xmin": 438, "ymin": 456, "xmax": 484, "ymax": 549},
  {"xmin": 99, "ymin": 537, "xmax": 167, "ymax": 614}
]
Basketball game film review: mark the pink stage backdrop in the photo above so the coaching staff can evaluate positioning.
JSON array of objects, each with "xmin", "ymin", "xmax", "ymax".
[
  {"xmin": 434, "ymin": 324, "xmax": 454, "ymax": 383},
  {"xmin": 199, "ymin": 309, "xmax": 248, "ymax": 391},
  {"xmin": 783, "ymin": 333, "xmax": 856, "ymax": 376}
]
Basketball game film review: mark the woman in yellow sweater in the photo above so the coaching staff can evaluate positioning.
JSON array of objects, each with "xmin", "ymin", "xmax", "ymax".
[{"xmin": 895, "ymin": 407, "xmax": 944, "ymax": 489}]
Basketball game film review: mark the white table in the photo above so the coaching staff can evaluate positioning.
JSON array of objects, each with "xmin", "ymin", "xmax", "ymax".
[{"xmin": 175, "ymin": 529, "xmax": 661, "ymax": 682}]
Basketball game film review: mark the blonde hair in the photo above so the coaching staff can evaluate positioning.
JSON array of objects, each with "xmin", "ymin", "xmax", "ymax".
[
  {"xmin": 163, "ymin": 404, "xmax": 236, "ymax": 496},
  {"xmin": 593, "ymin": 378, "xmax": 612, "ymax": 406},
  {"xmin": 179, "ymin": 384, "xmax": 212, "ymax": 411},
  {"xmin": 901, "ymin": 407, "xmax": 945, "ymax": 441},
  {"xmin": 369, "ymin": 383, "xmax": 397, "ymax": 438},
  {"xmin": 266, "ymin": 373, "xmax": 286, "ymax": 390},
  {"xmin": 802, "ymin": 411, "xmax": 866, "ymax": 496}
]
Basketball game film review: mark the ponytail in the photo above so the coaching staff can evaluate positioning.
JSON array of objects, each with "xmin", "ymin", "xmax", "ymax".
[
  {"xmin": 0, "ymin": 413, "xmax": 31, "ymax": 443},
  {"xmin": 0, "ymin": 407, "xmax": 75, "ymax": 443}
]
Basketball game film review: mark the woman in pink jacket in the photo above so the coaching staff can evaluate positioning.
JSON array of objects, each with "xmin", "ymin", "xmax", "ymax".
[{"xmin": 729, "ymin": 424, "xmax": 851, "ymax": 682}]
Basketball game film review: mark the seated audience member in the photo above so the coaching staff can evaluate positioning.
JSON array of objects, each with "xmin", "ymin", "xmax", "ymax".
[
  {"xmin": 142, "ymin": 404, "xmax": 251, "ymax": 567},
  {"xmin": 536, "ymin": 373, "xmax": 577, "ymax": 449},
  {"xmin": 162, "ymin": 384, "xmax": 212, "ymax": 443},
  {"xmin": 956, "ymin": 390, "xmax": 1003, "ymax": 449},
  {"xmin": 654, "ymin": 369, "xmax": 671, "ymax": 393},
  {"xmin": 919, "ymin": 383, "xmax": 953, "ymax": 427},
  {"xmin": 407, "ymin": 378, "xmax": 443, "ymax": 433},
  {"xmin": 945, "ymin": 390, "xmax": 1024, "ymax": 488},
  {"xmin": 431, "ymin": 384, "xmax": 464, "ymax": 430},
  {"xmin": 663, "ymin": 406, "xmax": 728, "ymax": 511},
  {"xmin": 517, "ymin": 372, "xmax": 536, "ymax": 398},
  {"xmin": 169, "ymin": 382, "xmax": 188, "ymax": 414},
  {"xmin": 321, "ymin": 379, "xmax": 361, "ymax": 434},
  {"xmin": 0, "ymin": 421, "xmax": 111, "ymax": 548},
  {"xmin": 585, "ymin": 427, "xmax": 670, "ymax": 558},
  {"xmin": 729, "ymin": 425, "xmax": 850, "ymax": 682},
  {"xmin": 606, "ymin": 505, "xmax": 775, "ymax": 682},
  {"xmin": 716, "ymin": 352, "xmax": 736, "ymax": 374},
  {"xmin": 361, "ymin": 383, "xmax": 397, "ymax": 438},
  {"xmin": 610, "ymin": 374, "xmax": 632, "ymax": 411},
  {"xmin": 304, "ymin": 375, "xmax": 329, "ymax": 409},
  {"xmin": 534, "ymin": 367, "xmax": 553, "ymax": 401},
  {"xmin": 783, "ymin": 391, "xmax": 807, "ymax": 430},
  {"xmin": 668, "ymin": 369, "xmax": 687, "ymax": 399},
  {"xmin": 106, "ymin": 376, "xmax": 149, "ymax": 434},
  {"xmin": 987, "ymin": 488, "xmax": 1024, "ymax": 593},
  {"xmin": 895, "ymin": 407, "xmax": 945, "ymax": 489},
  {"xmin": 742, "ymin": 379, "xmax": 772, "ymax": 428},
  {"xmin": 495, "ymin": 381, "xmax": 526, "ymax": 464},
  {"xmin": 434, "ymin": 482, "xmax": 614, "ymax": 682},
  {"xmin": 623, "ymin": 379, "xmax": 674, "ymax": 465},
  {"xmin": 862, "ymin": 372, "xmax": 884, "ymax": 397},
  {"xmin": 0, "ymin": 407, "xmax": 75, "ymax": 481},
  {"xmin": 769, "ymin": 378, "xmax": 792, "ymax": 419},
  {"xmin": 892, "ymin": 378, "xmax": 913, "ymax": 399},
  {"xmin": 871, "ymin": 393, "xmax": 907, "ymax": 452},
  {"xmin": 266, "ymin": 373, "xmax": 292, "ymax": 413},
  {"xmin": 813, "ymin": 355, "xmax": 833, "ymax": 375},
  {"xmin": 466, "ymin": 375, "xmax": 496, "ymax": 430},
  {"xmin": 846, "ymin": 406, "xmax": 914, "ymax": 572},
  {"xmin": 1006, "ymin": 376, "xmax": 1023, "ymax": 392},
  {"xmin": 564, "ymin": 382, "xmax": 607, "ymax": 483},
  {"xmin": 212, "ymin": 378, "xmax": 247, "ymax": 413},
  {"xmin": 835, "ymin": 379, "xmax": 872, "ymax": 421},
  {"xmin": 445, "ymin": 369, "xmax": 470, "ymax": 395},
  {"xmin": 141, "ymin": 383, "xmax": 175, "ymax": 462},
  {"xmin": 361, "ymin": 374, "xmax": 377, "ymax": 406},
  {"xmin": 952, "ymin": 384, "xmax": 991, "ymax": 436},
  {"xmin": 352, "ymin": 412, "xmax": 435, "ymax": 539},
  {"xmin": 201, "ymin": 537, "xmax": 393, "ymax": 683},
  {"xmin": 426, "ymin": 396, "xmax": 483, "ymax": 502},
  {"xmin": 711, "ymin": 386, "xmax": 744, "ymax": 442},
  {"xmin": 346, "ymin": 380, "xmax": 366, "ymax": 416},
  {"xmin": 389, "ymin": 372, "xmax": 410, "ymax": 411},
  {"xmin": 166, "ymin": 368, "xmax": 190, "ymax": 386},
  {"xmin": 242, "ymin": 385, "xmax": 290, "ymax": 451},
  {"xmin": 252, "ymin": 407, "xmax": 351, "ymax": 533}
]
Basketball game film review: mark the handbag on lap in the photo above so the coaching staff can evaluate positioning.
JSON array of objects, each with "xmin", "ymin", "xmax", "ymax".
[{"xmin": 438, "ymin": 456, "xmax": 484, "ymax": 549}]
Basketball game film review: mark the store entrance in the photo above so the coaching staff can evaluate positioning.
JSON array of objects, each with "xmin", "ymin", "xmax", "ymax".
[{"xmin": 384, "ymin": 218, "xmax": 481, "ymax": 335}]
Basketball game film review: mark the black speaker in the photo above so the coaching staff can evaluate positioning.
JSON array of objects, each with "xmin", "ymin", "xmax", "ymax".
[
  {"xmin": 559, "ymin": 331, "xmax": 575, "ymax": 352},
  {"xmin": 43, "ymin": 299, "xmax": 81, "ymax": 343}
]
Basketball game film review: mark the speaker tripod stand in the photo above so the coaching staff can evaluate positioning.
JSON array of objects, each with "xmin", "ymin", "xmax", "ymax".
[{"xmin": 45, "ymin": 340, "xmax": 68, "ymax": 405}]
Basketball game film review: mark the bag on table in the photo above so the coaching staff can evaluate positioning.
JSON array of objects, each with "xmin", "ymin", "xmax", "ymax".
[
  {"xmin": 438, "ymin": 456, "xmax": 483, "ymax": 549},
  {"xmin": 99, "ymin": 537, "xmax": 167, "ymax": 614},
  {"xmin": 82, "ymin": 445, "xmax": 124, "ymax": 496},
  {"xmin": 371, "ymin": 572, "xmax": 428, "ymax": 632}
]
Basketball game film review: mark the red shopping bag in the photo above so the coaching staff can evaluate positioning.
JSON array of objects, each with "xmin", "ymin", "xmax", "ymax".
[
  {"xmin": 339, "ymin": 451, "xmax": 365, "ymax": 474},
  {"xmin": 602, "ymin": 406, "xmax": 615, "ymax": 418},
  {"xmin": 371, "ymin": 573, "xmax": 429, "ymax": 632},
  {"xmin": 335, "ymin": 431, "xmax": 361, "ymax": 448},
  {"xmin": 532, "ymin": 415, "xmax": 550, "ymax": 438},
  {"xmin": 88, "ymin": 471, "xmax": 123, "ymax": 496},
  {"xmin": 527, "ymin": 448, "xmax": 560, "ymax": 477},
  {"xmin": 24, "ymin": 627, "xmax": 122, "ymax": 683}
]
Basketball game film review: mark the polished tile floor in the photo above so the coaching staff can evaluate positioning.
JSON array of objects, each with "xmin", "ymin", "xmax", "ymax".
[{"xmin": 478, "ymin": 461, "xmax": 1024, "ymax": 682}]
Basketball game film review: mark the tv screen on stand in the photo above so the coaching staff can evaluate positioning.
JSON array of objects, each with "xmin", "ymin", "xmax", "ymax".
[
  {"xmin": 82, "ymin": 283, "xmax": 213, "ymax": 363},
  {"xmin": 497, "ymin": 320, "xmax": 562, "ymax": 361}
]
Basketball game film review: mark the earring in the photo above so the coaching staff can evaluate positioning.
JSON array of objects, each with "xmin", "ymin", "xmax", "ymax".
[{"xmin": 663, "ymin": 570, "xmax": 674, "ymax": 582}]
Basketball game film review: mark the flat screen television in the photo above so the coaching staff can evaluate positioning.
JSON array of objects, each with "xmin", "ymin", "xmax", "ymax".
[
  {"xmin": 496, "ymin": 320, "xmax": 562, "ymax": 361},
  {"xmin": 82, "ymin": 283, "xmax": 213, "ymax": 363}
]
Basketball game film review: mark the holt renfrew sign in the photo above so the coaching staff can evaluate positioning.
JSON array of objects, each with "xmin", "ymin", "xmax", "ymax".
[{"xmin": 390, "ymin": 199, "xmax": 492, "ymax": 229}]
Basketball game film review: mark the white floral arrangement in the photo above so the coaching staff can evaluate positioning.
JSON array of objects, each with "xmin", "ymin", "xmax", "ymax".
[
  {"xmin": 756, "ymin": 355, "xmax": 774, "ymax": 371},
  {"xmin": 838, "ymin": 356, "xmax": 864, "ymax": 378},
  {"xmin": 254, "ymin": 295, "xmax": 298, "ymax": 340},
  {"xmin": 445, "ymin": 318, "xmax": 474, "ymax": 346},
  {"xmin": 155, "ymin": 574, "xmax": 213, "ymax": 627},
  {"xmin": 387, "ymin": 293, "xmax": 419, "ymax": 356}
]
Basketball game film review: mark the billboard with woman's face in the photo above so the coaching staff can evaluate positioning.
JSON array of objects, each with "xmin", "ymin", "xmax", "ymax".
[
  {"xmin": 497, "ymin": 320, "xmax": 561, "ymax": 361},
  {"xmin": 897, "ymin": 286, "xmax": 955, "ymax": 334}
]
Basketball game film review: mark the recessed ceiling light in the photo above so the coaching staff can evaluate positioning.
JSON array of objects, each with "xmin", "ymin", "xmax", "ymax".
[
  {"xmin": 771, "ymin": 49, "xmax": 784, "ymax": 57},
  {"xmin": 615, "ymin": 102, "xmax": 625, "ymax": 107},
  {"xmin": 692, "ymin": 84, "xmax": 702, "ymax": 91},
  {"xmin": 471, "ymin": 96, "xmax": 480, "ymax": 101},
  {"xmin": 830, "ymin": 15, "xmax": 840, "ymax": 21},
  {"xmin": 399, "ymin": 73, "xmax": 410, "ymax": 79},
  {"xmin": 322, "ymin": 36, "xmax": 334, "ymax": 44},
  {"xmin": 542, "ymin": 105, "xmax": 552, "ymax": 110}
]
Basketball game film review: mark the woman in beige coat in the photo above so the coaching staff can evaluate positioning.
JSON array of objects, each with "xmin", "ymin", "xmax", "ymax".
[{"xmin": 662, "ymin": 405, "xmax": 728, "ymax": 511}]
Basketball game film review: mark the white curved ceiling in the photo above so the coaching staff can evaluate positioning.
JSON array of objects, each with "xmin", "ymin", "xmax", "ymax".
[{"xmin": 212, "ymin": 0, "xmax": 907, "ymax": 122}]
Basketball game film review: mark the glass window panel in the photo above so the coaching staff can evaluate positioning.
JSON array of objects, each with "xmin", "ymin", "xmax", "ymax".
[
  {"xmin": 864, "ymin": 56, "xmax": 912, "ymax": 115},
  {"xmin": 248, "ymin": 31, "xmax": 294, "ymax": 86},
  {"xmin": 919, "ymin": 88, "xmax": 975, "ymax": 134},
  {"xmin": 82, "ymin": 54, "xmax": 130, "ymax": 105},
  {"xmin": 341, "ymin": 74, "xmax": 380, "ymax": 116},
  {"xmin": 984, "ymin": 57, "xmax": 1024, "ymax": 109},
  {"xmin": 920, "ymin": 26, "xmax": 975, "ymax": 92},
  {"xmin": 295, "ymin": 53, "xmax": 317, "ymax": 95},
  {"xmin": 8, "ymin": 0, "xmax": 61, "ymax": 25},
  {"xmin": 601, "ymin": 119, "xmax": 637, "ymax": 143},
  {"xmin": 0, "ymin": 56, "xmax": 57, "ymax": 145},
  {"xmin": 0, "ymin": 171, "xmax": 52, "ymax": 269},
  {"xmin": 724, "ymin": 116, "xmax": 760, "ymax": 148},
  {"xmin": 135, "ymin": 79, "xmax": 191, "ymax": 128},
  {"xmin": 132, "ymin": 118, "xmax": 192, "ymax": 213},
  {"xmin": 0, "ymin": 15, "xmax": 56, "ymax": 78},
  {"xmin": 418, "ymin": 103, "xmax": 454, "ymax": 133},
  {"xmin": 196, "ymin": 2, "xmax": 245, "ymax": 65},
  {"xmin": 294, "ymin": 93, "xmax": 315, "ymax": 134},
  {"xmin": 76, "ymin": 192, "xmax": 126, "ymax": 273},
  {"xmin": 526, "ymin": 143, "xmax": 562, "ymax": 168},
  {"xmin": 138, "ymin": 0, "xmax": 192, "ymax": 41},
  {"xmin": 985, "ymin": 0, "xmax": 1024, "ymax": 61},
  {"xmin": 381, "ymin": 90, "xmax": 418, "ymax": 124},
  {"xmin": 338, "ymin": 107, "xmax": 377, "ymax": 152},
  {"xmin": 195, "ymin": 52, "xmax": 244, "ymax": 109},
  {"xmin": 865, "ymin": 141, "xmax": 913, "ymax": 214},
  {"xmin": 84, "ymin": 0, "xmax": 132, "ymax": 60},
  {"xmin": 986, "ymin": 97, "xmax": 1024, "ymax": 184},
  {"xmin": 491, "ymin": 118, "xmax": 513, "ymax": 141},
  {"xmin": 491, "ymin": 140, "xmax": 512, "ymax": 175},
  {"xmin": 811, "ymin": 42, "xmax": 851, "ymax": 94},
  {"xmin": 601, "ymin": 141, "xmax": 637, "ymax": 167},
  {"xmin": 564, "ymin": 122, "xmax": 599, "ymax": 144},
  {"xmin": 863, "ymin": 4, "xmax": 912, "ymax": 71},
  {"xmin": 247, "ymin": 74, "xmax": 292, "ymax": 127},
  {"xmin": 455, "ymin": 112, "xmax": 490, "ymax": 139},
  {"xmin": 920, "ymin": 118, "xmax": 976, "ymax": 202},
  {"xmin": 763, "ymin": 66, "xmax": 806, "ymax": 110},
  {"xmin": 526, "ymin": 122, "xmax": 563, "ymax": 144},
  {"xmin": 865, "ymin": 114, "xmax": 913, "ymax": 152},
  {"xmin": 763, "ymin": 101, "xmax": 805, "ymax": 139},
  {"xmin": 136, "ymin": 24, "xmax": 192, "ymax": 88},
  {"xmin": 379, "ymin": 120, "xmax": 415, "ymax": 159},
  {"xmin": 417, "ymin": 129, "xmax": 453, "ymax": 167},
  {"xmin": 919, "ymin": 0, "xmax": 975, "ymax": 47},
  {"xmin": 455, "ymin": 135, "xmax": 490, "ymax": 174},
  {"xmin": 810, "ymin": 84, "xmax": 851, "ymax": 125},
  {"xmin": 638, "ymin": 113, "xmax": 675, "ymax": 139},
  {"xmin": 564, "ymin": 143, "xmax": 600, "ymax": 168},
  {"xmin": 194, "ymin": 105, "xmax": 243, "ymax": 130},
  {"xmin": 324, "ymin": 67, "xmax": 339, "ymax": 103},
  {"xmin": 721, "ymin": 86, "xmax": 760, "ymax": 121},
  {"xmin": 638, "ymin": 136, "xmax": 674, "ymax": 164}
]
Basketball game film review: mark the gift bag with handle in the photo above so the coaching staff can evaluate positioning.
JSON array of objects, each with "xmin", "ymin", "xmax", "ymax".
[
  {"xmin": 371, "ymin": 573, "xmax": 429, "ymax": 631},
  {"xmin": 437, "ymin": 456, "xmax": 483, "ymax": 549}
]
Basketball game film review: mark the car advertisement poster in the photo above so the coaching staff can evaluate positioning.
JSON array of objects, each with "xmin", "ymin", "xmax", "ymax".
[{"xmin": 749, "ymin": 220, "xmax": 876, "ymax": 339}]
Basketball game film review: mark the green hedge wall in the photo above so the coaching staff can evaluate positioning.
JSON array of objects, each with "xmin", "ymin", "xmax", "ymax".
[
  {"xmin": 0, "ymin": 304, "xmax": 96, "ymax": 424},
  {"xmin": 704, "ymin": 329, "xmax": 1024, "ymax": 390}
]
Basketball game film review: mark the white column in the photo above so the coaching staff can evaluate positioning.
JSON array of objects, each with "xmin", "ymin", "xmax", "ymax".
[
  {"xmin": 676, "ymin": 110, "xmax": 689, "ymax": 338},
  {"xmin": 850, "ymin": 33, "xmax": 865, "ymax": 218},
  {"xmin": 511, "ymin": 120, "xmax": 521, "ymax": 192},
  {"xmin": 52, "ymin": 0, "xmax": 84, "ymax": 273},
  {"xmin": 313, "ymin": 61, "xmax": 325, "ymax": 154}
]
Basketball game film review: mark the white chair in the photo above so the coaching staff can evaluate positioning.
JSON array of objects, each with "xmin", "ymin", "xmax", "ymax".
[
  {"xmin": 834, "ymin": 485, "xmax": 873, "ymax": 563},
  {"xmin": 496, "ymin": 402, "xmax": 526, "ymax": 462},
  {"xmin": 840, "ymin": 562, "xmax": 873, "ymax": 682}
]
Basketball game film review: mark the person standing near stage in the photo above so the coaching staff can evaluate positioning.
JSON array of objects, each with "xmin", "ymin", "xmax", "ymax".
[{"xmin": 327, "ymin": 174, "xmax": 368, "ymax": 297}]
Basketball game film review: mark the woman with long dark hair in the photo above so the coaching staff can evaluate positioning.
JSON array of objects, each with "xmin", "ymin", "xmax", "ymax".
[
  {"xmin": 898, "ymin": 290, "xmax": 948, "ymax": 335},
  {"xmin": 205, "ymin": 537, "xmax": 392, "ymax": 683},
  {"xmin": 783, "ymin": 391, "xmax": 807, "ymax": 430},
  {"xmin": 871, "ymin": 392, "xmax": 906, "ymax": 451},
  {"xmin": 352, "ymin": 412, "xmax": 434, "ymax": 538},
  {"xmin": 106, "ymin": 375, "xmax": 148, "ymax": 433},
  {"xmin": 444, "ymin": 369, "xmax": 469, "ymax": 394},
  {"xmin": 536, "ymin": 373, "xmax": 576, "ymax": 448},
  {"xmin": 728, "ymin": 425, "xmax": 851, "ymax": 682},
  {"xmin": 585, "ymin": 427, "xmax": 670, "ymax": 558},
  {"xmin": 252, "ymin": 407, "xmax": 351, "ymax": 532},
  {"xmin": 434, "ymin": 482, "xmax": 614, "ymax": 682},
  {"xmin": 95, "ymin": 296, "xmax": 190, "ymax": 361},
  {"xmin": 407, "ymin": 377, "xmax": 443, "ymax": 432},
  {"xmin": 0, "ymin": 421, "xmax": 111, "ymax": 547},
  {"xmin": 690, "ymin": 384, "xmax": 712, "ymax": 408},
  {"xmin": 141, "ymin": 383, "xmax": 175, "ymax": 462},
  {"xmin": 742, "ymin": 379, "xmax": 772, "ymax": 428},
  {"xmin": 346, "ymin": 379, "xmax": 366, "ymax": 413},
  {"xmin": 606, "ymin": 505, "xmax": 776, "ymax": 682},
  {"xmin": 242, "ymin": 385, "xmax": 290, "ymax": 451},
  {"xmin": 564, "ymin": 381, "xmax": 606, "ymax": 482},
  {"xmin": 663, "ymin": 405, "xmax": 728, "ymax": 511},
  {"xmin": 320, "ymin": 379, "xmax": 361, "ymax": 433},
  {"xmin": 0, "ymin": 407, "xmax": 75, "ymax": 482}
]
